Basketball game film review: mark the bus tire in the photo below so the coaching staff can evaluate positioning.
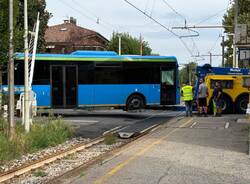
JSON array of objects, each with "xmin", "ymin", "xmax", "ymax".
[
  {"xmin": 126, "ymin": 94, "xmax": 145, "ymax": 111},
  {"xmin": 221, "ymin": 95, "xmax": 233, "ymax": 114},
  {"xmin": 235, "ymin": 94, "xmax": 249, "ymax": 114}
]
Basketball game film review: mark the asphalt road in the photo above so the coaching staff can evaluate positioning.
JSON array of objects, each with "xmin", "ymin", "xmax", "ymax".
[
  {"xmin": 63, "ymin": 110, "xmax": 182, "ymax": 138},
  {"xmin": 67, "ymin": 115, "xmax": 250, "ymax": 184}
]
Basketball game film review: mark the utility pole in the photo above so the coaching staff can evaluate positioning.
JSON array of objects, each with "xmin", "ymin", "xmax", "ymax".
[
  {"xmin": 209, "ymin": 52, "xmax": 212, "ymax": 66},
  {"xmin": 24, "ymin": 0, "xmax": 30, "ymax": 132},
  {"xmin": 233, "ymin": 0, "xmax": 239, "ymax": 68},
  {"xmin": 118, "ymin": 34, "xmax": 121, "ymax": 56},
  {"xmin": 222, "ymin": 35, "xmax": 225, "ymax": 67},
  {"xmin": 8, "ymin": 0, "xmax": 15, "ymax": 139},
  {"xmin": 140, "ymin": 33, "xmax": 143, "ymax": 56}
]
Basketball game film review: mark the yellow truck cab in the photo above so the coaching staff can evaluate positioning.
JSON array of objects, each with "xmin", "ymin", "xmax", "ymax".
[{"xmin": 195, "ymin": 65, "xmax": 250, "ymax": 114}]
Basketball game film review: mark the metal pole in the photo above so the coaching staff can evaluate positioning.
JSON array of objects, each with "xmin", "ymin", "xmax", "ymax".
[
  {"xmin": 118, "ymin": 34, "xmax": 121, "ymax": 55},
  {"xmin": 24, "ymin": 0, "xmax": 30, "ymax": 132},
  {"xmin": 236, "ymin": 48, "xmax": 239, "ymax": 68},
  {"xmin": 8, "ymin": 0, "xmax": 15, "ymax": 139},
  {"xmin": 209, "ymin": 52, "xmax": 212, "ymax": 66},
  {"xmin": 222, "ymin": 35, "xmax": 225, "ymax": 67},
  {"xmin": 172, "ymin": 25, "xmax": 233, "ymax": 29},
  {"xmin": 233, "ymin": 43, "xmax": 236, "ymax": 67},
  {"xmin": 233, "ymin": 0, "xmax": 238, "ymax": 68},
  {"xmin": 140, "ymin": 33, "xmax": 143, "ymax": 56}
]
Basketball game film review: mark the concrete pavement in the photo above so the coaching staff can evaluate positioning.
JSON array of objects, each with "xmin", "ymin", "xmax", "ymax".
[{"xmin": 64, "ymin": 115, "xmax": 250, "ymax": 184}]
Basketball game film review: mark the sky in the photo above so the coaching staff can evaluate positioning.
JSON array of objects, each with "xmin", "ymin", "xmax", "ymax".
[{"xmin": 46, "ymin": 0, "xmax": 231, "ymax": 66}]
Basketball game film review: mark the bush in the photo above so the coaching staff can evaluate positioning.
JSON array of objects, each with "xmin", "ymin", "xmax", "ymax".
[
  {"xmin": 0, "ymin": 118, "xmax": 73, "ymax": 163},
  {"xmin": 104, "ymin": 133, "xmax": 117, "ymax": 145},
  {"xmin": 26, "ymin": 119, "xmax": 73, "ymax": 151},
  {"xmin": 0, "ymin": 134, "xmax": 22, "ymax": 163},
  {"xmin": 0, "ymin": 118, "xmax": 8, "ymax": 135}
]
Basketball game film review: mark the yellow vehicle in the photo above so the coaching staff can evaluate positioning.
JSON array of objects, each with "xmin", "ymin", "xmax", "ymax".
[{"xmin": 195, "ymin": 65, "xmax": 250, "ymax": 114}]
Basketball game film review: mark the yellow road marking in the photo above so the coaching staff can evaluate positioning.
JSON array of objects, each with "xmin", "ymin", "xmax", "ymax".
[{"xmin": 93, "ymin": 117, "xmax": 193, "ymax": 184}]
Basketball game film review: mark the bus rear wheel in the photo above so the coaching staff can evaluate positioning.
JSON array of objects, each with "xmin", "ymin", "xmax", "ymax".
[
  {"xmin": 221, "ymin": 95, "xmax": 233, "ymax": 114},
  {"xmin": 126, "ymin": 94, "xmax": 145, "ymax": 111},
  {"xmin": 235, "ymin": 94, "xmax": 249, "ymax": 114}
]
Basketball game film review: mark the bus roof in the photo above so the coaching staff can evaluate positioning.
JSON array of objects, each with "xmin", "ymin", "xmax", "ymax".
[{"xmin": 15, "ymin": 50, "xmax": 177, "ymax": 63}]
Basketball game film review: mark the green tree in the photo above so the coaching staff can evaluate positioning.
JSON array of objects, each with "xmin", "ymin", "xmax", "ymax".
[
  {"xmin": 0, "ymin": 0, "xmax": 50, "ymax": 64},
  {"xmin": 107, "ymin": 32, "xmax": 152, "ymax": 55},
  {"xmin": 222, "ymin": 0, "xmax": 250, "ymax": 67},
  {"xmin": 0, "ymin": 0, "xmax": 50, "ymax": 111},
  {"xmin": 17, "ymin": 0, "xmax": 51, "ymax": 52},
  {"xmin": 0, "ymin": 0, "xmax": 19, "ymax": 110}
]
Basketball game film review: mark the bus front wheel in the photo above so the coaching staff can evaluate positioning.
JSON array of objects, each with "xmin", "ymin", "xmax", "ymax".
[
  {"xmin": 235, "ymin": 94, "xmax": 249, "ymax": 114},
  {"xmin": 126, "ymin": 94, "xmax": 145, "ymax": 110}
]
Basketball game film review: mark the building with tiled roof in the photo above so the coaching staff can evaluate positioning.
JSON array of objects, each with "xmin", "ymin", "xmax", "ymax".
[{"xmin": 45, "ymin": 18, "xmax": 109, "ymax": 54}]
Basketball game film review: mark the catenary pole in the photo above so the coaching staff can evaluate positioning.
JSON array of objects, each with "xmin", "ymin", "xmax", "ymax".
[
  {"xmin": 118, "ymin": 34, "xmax": 121, "ymax": 55},
  {"xmin": 209, "ymin": 52, "xmax": 212, "ymax": 66},
  {"xmin": 233, "ymin": 0, "xmax": 238, "ymax": 68},
  {"xmin": 8, "ymin": 0, "xmax": 15, "ymax": 139},
  {"xmin": 24, "ymin": 0, "xmax": 30, "ymax": 132},
  {"xmin": 140, "ymin": 33, "xmax": 143, "ymax": 56},
  {"xmin": 222, "ymin": 35, "xmax": 225, "ymax": 67}
]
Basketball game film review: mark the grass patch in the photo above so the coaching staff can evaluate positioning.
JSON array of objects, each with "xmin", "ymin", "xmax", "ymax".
[
  {"xmin": 26, "ymin": 118, "xmax": 72, "ymax": 151},
  {"xmin": 104, "ymin": 133, "xmax": 117, "ymax": 145},
  {"xmin": 33, "ymin": 169, "xmax": 47, "ymax": 177},
  {"xmin": 0, "ymin": 118, "xmax": 73, "ymax": 164}
]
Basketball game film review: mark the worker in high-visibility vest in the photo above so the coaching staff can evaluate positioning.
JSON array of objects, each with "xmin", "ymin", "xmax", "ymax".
[{"xmin": 181, "ymin": 82, "xmax": 194, "ymax": 117}]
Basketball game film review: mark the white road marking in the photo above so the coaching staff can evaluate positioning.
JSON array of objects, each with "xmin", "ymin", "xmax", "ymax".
[
  {"xmin": 103, "ymin": 126, "xmax": 122, "ymax": 135},
  {"xmin": 190, "ymin": 122, "xmax": 197, "ymax": 128},
  {"xmin": 140, "ymin": 124, "xmax": 158, "ymax": 134},
  {"xmin": 225, "ymin": 122, "xmax": 230, "ymax": 129}
]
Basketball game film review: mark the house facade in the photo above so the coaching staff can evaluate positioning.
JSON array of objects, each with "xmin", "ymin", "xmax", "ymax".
[{"xmin": 45, "ymin": 18, "xmax": 109, "ymax": 54}]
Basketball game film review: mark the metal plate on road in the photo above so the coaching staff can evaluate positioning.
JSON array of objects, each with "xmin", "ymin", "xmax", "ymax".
[
  {"xmin": 117, "ymin": 117, "xmax": 168, "ymax": 139},
  {"xmin": 118, "ymin": 132, "xmax": 135, "ymax": 139}
]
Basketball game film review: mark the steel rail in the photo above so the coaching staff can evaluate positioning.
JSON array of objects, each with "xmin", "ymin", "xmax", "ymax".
[{"xmin": 0, "ymin": 137, "xmax": 105, "ymax": 183}]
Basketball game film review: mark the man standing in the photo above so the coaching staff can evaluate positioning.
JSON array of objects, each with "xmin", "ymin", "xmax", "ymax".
[
  {"xmin": 181, "ymin": 82, "xmax": 193, "ymax": 117},
  {"xmin": 198, "ymin": 78, "xmax": 208, "ymax": 116},
  {"xmin": 212, "ymin": 81, "xmax": 223, "ymax": 116}
]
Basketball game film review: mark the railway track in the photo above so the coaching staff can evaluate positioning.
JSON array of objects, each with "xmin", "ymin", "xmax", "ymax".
[
  {"xmin": 0, "ymin": 110, "xmax": 184, "ymax": 183},
  {"xmin": 0, "ymin": 137, "xmax": 105, "ymax": 183}
]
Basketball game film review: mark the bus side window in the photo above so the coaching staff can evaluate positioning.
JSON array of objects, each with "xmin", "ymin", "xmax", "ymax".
[
  {"xmin": 210, "ymin": 80, "xmax": 233, "ymax": 89},
  {"xmin": 161, "ymin": 70, "xmax": 174, "ymax": 85}
]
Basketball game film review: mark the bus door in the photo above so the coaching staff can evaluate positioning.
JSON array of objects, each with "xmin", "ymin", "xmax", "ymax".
[
  {"xmin": 51, "ymin": 65, "xmax": 77, "ymax": 108},
  {"xmin": 160, "ymin": 68, "xmax": 176, "ymax": 105}
]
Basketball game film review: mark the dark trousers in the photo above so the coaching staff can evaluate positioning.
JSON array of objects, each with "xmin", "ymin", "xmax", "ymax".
[{"xmin": 185, "ymin": 100, "xmax": 193, "ymax": 117}]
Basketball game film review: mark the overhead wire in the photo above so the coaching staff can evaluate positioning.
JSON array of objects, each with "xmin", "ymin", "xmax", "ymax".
[
  {"xmin": 195, "ymin": 8, "xmax": 228, "ymax": 25},
  {"xmin": 123, "ymin": 0, "xmax": 195, "ymax": 57},
  {"xmin": 58, "ymin": 0, "xmax": 114, "ymax": 32},
  {"xmin": 123, "ymin": 0, "xmax": 179, "ymax": 37},
  {"xmin": 208, "ymin": 34, "xmax": 221, "ymax": 53},
  {"xmin": 144, "ymin": 0, "xmax": 151, "ymax": 13},
  {"xmin": 150, "ymin": 0, "xmax": 157, "ymax": 17},
  {"xmin": 161, "ymin": 0, "xmax": 186, "ymax": 21},
  {"xmin": 70, "ymin": 0, "xmax": 123, "ymax": 31},
  {"xmin": 161, "ymin": 0, "xmax": 201, "ymax": 60}
]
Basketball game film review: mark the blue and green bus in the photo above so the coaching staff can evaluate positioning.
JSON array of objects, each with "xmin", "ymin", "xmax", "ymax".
[{"xmin": 3, "ymin": 51, "xmax": 180, "ymax": 110}]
